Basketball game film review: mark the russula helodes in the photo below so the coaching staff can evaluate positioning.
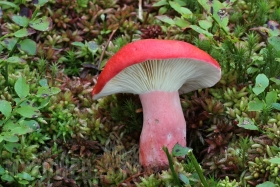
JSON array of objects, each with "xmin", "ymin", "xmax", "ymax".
[{"xmin": 92, "ymin": 39, "xmax": 221, "ymax": 168}]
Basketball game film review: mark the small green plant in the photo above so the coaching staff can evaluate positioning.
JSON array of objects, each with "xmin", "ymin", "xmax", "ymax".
[
  {"xmin": 0, "ymin": 165, "xmax": 37, "ymax": 186},
  {"xmin": 155, "ymin": 0, "xmax": 234, "ymax": 37},
  {"xmin": 238, "ymin": 136, "xmax": 251, "ymax": 169},
  {"xmin": 136, "ymin": 174, "xmax": 162, "ymax": 187},
  {"xmin": 269, "ymin": 157, "xmax": 280, "ymax": 165},
  {"xmin": 248, "ymin": 74, "xmax": 280, "ymax": 122},
  {"xmin": 58, "ymin": 41, "xmax": 99, "ymax": 76},
  {"xmin": 236, "ymin": 74, "xmax": 280, "ymax": 130},
  {"xmin": 0, "ymin": 0, "xmax": 52, "ymax": 87},
  {"xmin": 71, "ymin": 41, "xmax": 99, "ymax": 59},
  {"xmin": 0, "ymin": 77, "xmax": 60, "ymax": 152},
  {"xmin": 217, "ymin": 176, "xmax": 240, "ymax": 187},
  {"xmin": 77, "ymin": 0, "xmax": 89, "ymax": 8},
  {"xmin": 0, "ymin": 77, "xmax": 60, "ymax": 185}
]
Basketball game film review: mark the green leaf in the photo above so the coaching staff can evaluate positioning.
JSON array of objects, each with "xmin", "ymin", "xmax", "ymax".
[
  {"xmin": 18, "ymin": 180, "xmax": 29, "ymax": 185},
  {"xmin": 265, "ymin": 91, "xmax": 277, "ymax": 106},
  {"xmin": 6, "ymin": 56, "xmax": 26, "ymax": 64},
  {"xmin": 252, "ymin": 74, "xmax": 269, "ymax": 95},
  {"xmin": 11, "ymin": 15, "xmax": 29, "ymax": 27},
  {"xmin": 0, "ymin": 100, "xmax": 12, "ymax": 117},
  {"xmin": 190, "ymin": 25, "xmax": 213, "ymax": 37},
  {"xmin": 4, "ymin": 142, "xmax": 22, "ymax": 153},
  {"xmin": 21, "ymin": 120, "xmax": 40, "ymax": 131},
  {"xmin": 172, "ymin": 143, "xmax": 191, "ymax": 157},
  {"xmin": 174, "ymin": 17, "xmax": 189, "ymax": 28},
  {"xmin": 247, "ymin": 66, "xmax": 259, "ymax": 74},
  {"xmin": 158, "ymin": 6, "xmax": 168, "ymax": 14},
  {"xmin": 16, "ymin": 172, "xmax": 35, "ymax": 181},
  {"xmin": 76, "ymin": 0, "xmax": 89, "ymax": 8},
  {"xmin": 39, "ymin": 79, "xmax": 48, "ymax": 87},
  {"xmin": 71, "ymin": 42, "xmax": 85, "ymax": 47},
  {"xmin": 11, "ymin": 124, "xmax": 33, "ymax": 135},
  {"xmin": 36, "ymin": 86, "xmax": 61, "ymax": 97},
  {"xmin": 2, "ymin": 120, "xmax": 18, "ymax": 131},
  {"xmin": 3, "ymin": 38, "xmax": 17, "ymax": 50},
  {"xmin": 198, "ymin": 20, "xmax": 212, "ymax": 30},
  {"xmin": 153, "ymin": 0, "xmax": 168, "ymax": 7},
  {"xmin": 38, "ymin": 97, "xmax": 50, "ymax": 109},
  {"xmin": 0, "ymin": 1, "xmax": 19, "ymax": 10},
  {"xmin": 169, "ymin": 1, "xmax": 192, "ymax": 15},
  {"xmin": 178, "ymin": 173, "xmax": 190, "ymax": 184},
  {"xmin": 29, "ymin": 16, "xmax": 52, "ymax": 31},
  {"xmin": 198, "ymin": 0, "xmax": 211, "ymax": 13},
  {"xmin": 212, "ymin": 0, "xmax": 228, "ymax": 28},
  {"xmin": 270, "ymin": 77, "xmax": 280, "ymax": 85},
  {"xmin": 4, "ymin": 135, "xmax": 19, "ymax": 142},
  {"xmin": 268, "ymin": 36, "xmax": 280, "ymax": 51},
  {"xmin": 174, "ymin": 0, "xmax": 187, "ymax": 6},
  {"xmin": 1, "ymin": 173, "xmax": 14, "ymax": 182},
  {"xmin": 237, "ymin": 117, "xmax": 258, "ymax": 130},
  {"xmin": 0, "ymin": 44, "xmax": 4, "ymax": 53},
  {"xmin": 156, "ymin": 15, "xmax": 175, "ymax": 25},
  {"xmin": 100, "ymin": 29, "xmax": 111, "ymax": 35},
  {"xmin": 14, "ymin": 28, "xmax": 36, "ymax": 38},
  {"xmin": 1, "ymin": 132, "xmax": 19, "ymax": 142},
  {"xmin": 248, "ymin": 100, "xmax": 264, "ymax": 111},
  {"xmin": 268, "ymin": 157, "xmax": 280, "ymax": 164},
  {"xmin": 238, "ymin": 123, "xmax": 258, "ymax": 131},
  {"xmin": 15, "ymin": 77, "xmax": 29, "ymax": 98},
  {"xmin": 269, "ymin": 26, "xmax": 280, "ymax": 37},
  {"xmin": 16, "ymin": 105, "xmax": 40, "ymax": 118},
  {"xmin": 256, "ymin": 181, "xmax": 276, "ymax": 187},
  {"xmin": 17, "ymin": 39, "xmax": 37, "ymax": 55},
  {"xmin": 0, "ymin": 165, "xmax": 5, "ymax": 175},
  {"xmin": 87, "ymin": 41, "xmax": 98, "ymax": 55},
  {"xmin": 272, "ymin": 103, "xmax": 280, "ymax": 111}
]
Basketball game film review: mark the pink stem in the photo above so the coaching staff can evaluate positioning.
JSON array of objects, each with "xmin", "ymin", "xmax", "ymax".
[{"xmin": 139, "ymin": 91, "xmax": 186, "ymax": 168}]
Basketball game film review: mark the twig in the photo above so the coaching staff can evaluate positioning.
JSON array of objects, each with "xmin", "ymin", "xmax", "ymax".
[
  {"xmin": 138, "ymin": 0, "xmax": 143, "ymax": 20},
  {"xmin": 97, "ymin": 29, "xmax": 118, "ymax": 72},
  {"xmin": 188, "ymin": 150, "xmax": 209, "ymax": 187}
]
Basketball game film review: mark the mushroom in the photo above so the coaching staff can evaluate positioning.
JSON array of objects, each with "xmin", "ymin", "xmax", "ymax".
[{"xmin": 92, "ymin": 39, "xmax": 221, "ymax": 168}]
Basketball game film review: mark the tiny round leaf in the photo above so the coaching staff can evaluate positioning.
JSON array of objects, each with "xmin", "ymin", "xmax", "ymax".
[{"xmin": 17, "ymin": 39, "xmax": 37, "ymax": 55}]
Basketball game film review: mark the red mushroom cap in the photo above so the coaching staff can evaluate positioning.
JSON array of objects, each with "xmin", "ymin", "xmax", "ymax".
[{"xmin": 92, "ymin": 39, "xmax": 221, "ymax": 99}]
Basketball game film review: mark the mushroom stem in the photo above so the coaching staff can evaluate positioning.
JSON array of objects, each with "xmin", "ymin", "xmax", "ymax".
[{"xmin": 139, "ymin": 91, "xmax": 186, "ymax": 168}]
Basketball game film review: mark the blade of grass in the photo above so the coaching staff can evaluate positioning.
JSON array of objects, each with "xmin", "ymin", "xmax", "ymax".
[
  {"xmin": 163, "ymin": 146, "xmax": 181, "ymax": 186},
  {"xmin": 188, "ymin": 150, "xmax": 209, "ymax": 187}
]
